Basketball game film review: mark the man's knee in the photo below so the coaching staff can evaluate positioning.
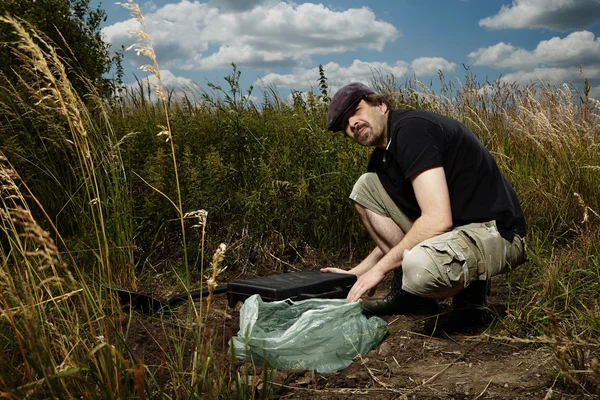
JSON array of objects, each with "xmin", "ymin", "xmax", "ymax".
[
  {"xmin": 352, "ymin": 172, "xmax": 379, "ymax": 193},
  {"xmin": 350, "ymin": 173, "xmax": 413, "ymax": 233},
  {"xmin": 401, "ymin": 246, "xmax": 464, "ymax": 299},
  {"xmin": 353, "ymin": 200, "xmax": 367, "ymax": 216}
]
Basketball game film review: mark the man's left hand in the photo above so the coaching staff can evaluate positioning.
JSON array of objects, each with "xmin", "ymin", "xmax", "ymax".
[
  {"xmin": 346, "ymin": 266, "xmax": 386, "ymax": 303},
  {"xmin": 320, "ymin": 267, "xmax": 351, "ymax": 274}
]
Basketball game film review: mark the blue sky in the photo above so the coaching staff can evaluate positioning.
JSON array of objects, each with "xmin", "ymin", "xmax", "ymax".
[{"xmin": 95, "ymin": 0, "xmax": 600, "ymax": 100}]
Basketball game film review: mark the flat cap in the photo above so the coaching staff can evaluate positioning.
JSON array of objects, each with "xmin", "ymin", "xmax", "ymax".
[{"xmin": 327, "ymin": 82, "xmax": 375, "ymax": 132}]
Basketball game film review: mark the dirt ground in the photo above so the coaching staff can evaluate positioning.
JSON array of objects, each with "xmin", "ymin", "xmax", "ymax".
[{"xmin": 122, "ymin": 271, "xmax": 587, "ymax": 399}]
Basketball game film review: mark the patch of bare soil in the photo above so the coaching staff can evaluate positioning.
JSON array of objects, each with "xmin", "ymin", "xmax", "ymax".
[{"xmin": 121, "ymin": 273, "xmax": 582, "ymax": 399}]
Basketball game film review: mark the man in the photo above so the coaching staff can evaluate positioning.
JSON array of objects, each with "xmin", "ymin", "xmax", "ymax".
[{"xmin": 321, "ymin": 82, "xmax": 527, "ymax": 319}]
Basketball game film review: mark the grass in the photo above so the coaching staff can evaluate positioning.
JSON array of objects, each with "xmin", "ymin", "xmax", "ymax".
[
  {"xmin": 0, "ymin": 10, "xmax": 241, "ymax": 399},
  {"xmin": 1, "ymin": 1, "xmax": 600, "ymax": 397}
]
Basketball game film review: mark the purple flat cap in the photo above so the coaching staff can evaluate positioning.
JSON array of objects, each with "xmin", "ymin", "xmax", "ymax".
[{"xmin": 327, "ymin": 82, "xmax": 375, "ymax": 132}]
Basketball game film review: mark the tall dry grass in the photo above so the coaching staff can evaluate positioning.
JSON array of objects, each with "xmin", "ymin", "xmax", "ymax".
[
  {"xmin": 0, "ymin": 14, "xmax": 136, "ymax": 287},
  {"xmin": 0, "ymin": 11, "xmax": 252, "ymax": 399}
]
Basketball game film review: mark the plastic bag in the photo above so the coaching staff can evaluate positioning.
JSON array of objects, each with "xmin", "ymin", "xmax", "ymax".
[{"xmin": 229, "ymin": 294, "xmax": 388, "ymax": 373}]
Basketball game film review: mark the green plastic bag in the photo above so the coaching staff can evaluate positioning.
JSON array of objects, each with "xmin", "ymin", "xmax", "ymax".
[{"xmin": 229, "ymin": 294, "xmax": 388, "ymax": 373}]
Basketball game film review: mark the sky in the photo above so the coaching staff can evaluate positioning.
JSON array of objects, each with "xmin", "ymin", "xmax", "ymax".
[{"xmin": 95, "ymin": 0, "xmax": 600, "ymax": 100}]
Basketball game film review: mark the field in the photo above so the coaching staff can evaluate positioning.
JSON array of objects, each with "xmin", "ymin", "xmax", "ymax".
[{"xmin": 1, "ymin": 8, "xmax": 600, "ymax": 399}]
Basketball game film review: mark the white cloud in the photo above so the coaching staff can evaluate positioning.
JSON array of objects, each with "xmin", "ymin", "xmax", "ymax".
[
  {"xmin": 589, "ymin": 85, "xmax": 600, "ymax": 99},
  {"xmin": 534, "ymin": 31, "xmax": 600, "ymax": 68},
  {"xmin": 480, "ymin": 0, "xmax": 600, "ymax": 31},
  {"xmin": 208, "ymin": 0, "xmax": 278, "ymax": 12},
  {"xmin": 468, "ymin": 42, "xmax": 538, "ymax": 69},
  {"xmin": 469, "ymin": 31, "xmax": 600, "ymax": 86},
  {"xmin": 102, "ymin": 1, "xmax": 217, "ymax": 69},
  {"xmin": 142, "ymin": 1, "xmax": 159, "ymax": 13},
  {"xmin": 502, "ymin": 65, "xmax": 600, "ymax": 84},
  {"xmin": 127, "ymin": 69, "xmax": 198, "ymax": 100},
  {"xmin": 155, "ymin": 69, "xmax": 197, "ymax": 89},
  {"xmin": 257, "ymin": 59, "xmax": 410, "ymax": 91},
  {"xmin": 102, "ymin": 1, "xmax": 398, "ymax": 71},
  {"xmin": 501, "ymin": 67, "xmax": 582, "ymax": 84},
  {"xmin": 411, "ymin": 57, "xmax": 457, "ymax": 77}
]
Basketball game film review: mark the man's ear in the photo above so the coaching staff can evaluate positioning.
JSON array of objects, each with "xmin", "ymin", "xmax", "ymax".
[{"xmin": 379, "ymin": 103, "xmax": 388, "ymax": 114}]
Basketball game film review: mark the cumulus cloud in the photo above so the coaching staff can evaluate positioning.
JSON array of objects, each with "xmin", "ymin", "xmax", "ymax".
[
  {"xmin": 469, "ymin": 31, "xmax": 600, "ymax": 85},
  {"xmin": 102, "ymin": 1, "xmax": 398, "ymax": 71},
  {"xmin": 153, "ymin": 69, "xmax": 197, "ymax": 89},
  {"xmin": 127, "ymin": 69, "xmax": 198, "ymax": 101},
  {"xmin": 208, "ymin": 0, "xmax": 278, "ymax": 12},
  {"xmin": 142, "ymin": 1, "xmax": 159, "ymax": 13},
  {"xmin": 534, "ymin": 31, "xmax": 600, "ymax": 68},
  {"xmin": 480, "ymin": 0, "xmax": 600, "ymax": 31},
  {"xmin": 411, "ymin": 57, "xmax": 457, "ymax": 77},
  {"xmin": 257, "ymin": 59, "xmax": 410, "ymax": 91},
  {"xmin": 468, "ymin": 42, "xmax": 538, "ymax": 70},
  {"xmin": 502, "ymin": 65, "xmax": 600, "ymax": 84},
  {"xmin": 209, "ymin": 0, "xmax": 280, "ymax": 12},
  {"xmin": 256, "ymin": 57, "xmax": 456, "ymax": 93}
]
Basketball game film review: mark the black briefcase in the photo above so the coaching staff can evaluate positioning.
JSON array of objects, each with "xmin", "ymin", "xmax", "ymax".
[
  {"xmin": 226, "ymin": 270, "xmax": 356, "ymax": 308},
  {"xmin": 111, "ymin": 270, "xmax": 357, "ymax": 314}
]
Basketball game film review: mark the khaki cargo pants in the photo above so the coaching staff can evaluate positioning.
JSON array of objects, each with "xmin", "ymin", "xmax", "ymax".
[{"xmin": 350, "ymin": 173, "xmax": 527, "ymax": 298}]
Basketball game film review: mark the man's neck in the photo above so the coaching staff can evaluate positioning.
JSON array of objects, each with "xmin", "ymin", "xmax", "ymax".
[{"xmin": 375, "ymin": 114, "xmax": 390, "ymax": 149}]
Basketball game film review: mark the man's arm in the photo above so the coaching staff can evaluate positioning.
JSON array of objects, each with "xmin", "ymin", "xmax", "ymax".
[
  {"xmin": 345, "ymin": 166, "xmax": 453, "ymax": 303},
  {"xmin": 320, "ymin": 246, "xmax": 384, "ymax": 275}
]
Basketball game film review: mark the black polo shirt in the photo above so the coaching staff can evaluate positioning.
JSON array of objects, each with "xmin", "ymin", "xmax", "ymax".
[{"xmin": 367, "ymin": 108, "xmax": 526, "ymax": 241}]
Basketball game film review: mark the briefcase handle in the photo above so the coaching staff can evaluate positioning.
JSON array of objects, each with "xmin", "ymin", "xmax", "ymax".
[{"xmin": 301, "ymin": 286, "xmax": 344, "ymax": 299}]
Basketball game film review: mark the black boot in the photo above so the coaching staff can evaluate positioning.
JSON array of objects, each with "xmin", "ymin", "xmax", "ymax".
[
  {"xmin": 362, "ymin": 270, "xmax": 439, "ymax": 316},
  {"xmin": 451, "ymin": 279, "xmax": 492, "ymax": 326}
]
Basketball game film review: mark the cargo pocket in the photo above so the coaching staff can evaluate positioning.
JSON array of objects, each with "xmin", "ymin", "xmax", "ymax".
[
  {"xmin": 419, "ymin": 232, "xmax": 478, "ymax": 289},
  {"xmin": 505, "ymin": 233, "xmax": 527, "ymax": 271},
  {"xmin": 457, "ymin": 221, "xmax": 506, "ymax": 279}
]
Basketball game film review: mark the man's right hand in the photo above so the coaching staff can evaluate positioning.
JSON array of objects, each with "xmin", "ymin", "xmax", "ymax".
[{"xmin": 320, "ymin": 267, "xmax": 378, "ymax": 297}]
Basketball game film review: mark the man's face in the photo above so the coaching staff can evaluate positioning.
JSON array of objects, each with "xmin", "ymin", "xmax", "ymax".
[{"xmin": 343, "ymin": 99, "xmax": 388, "ymax": 148}]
